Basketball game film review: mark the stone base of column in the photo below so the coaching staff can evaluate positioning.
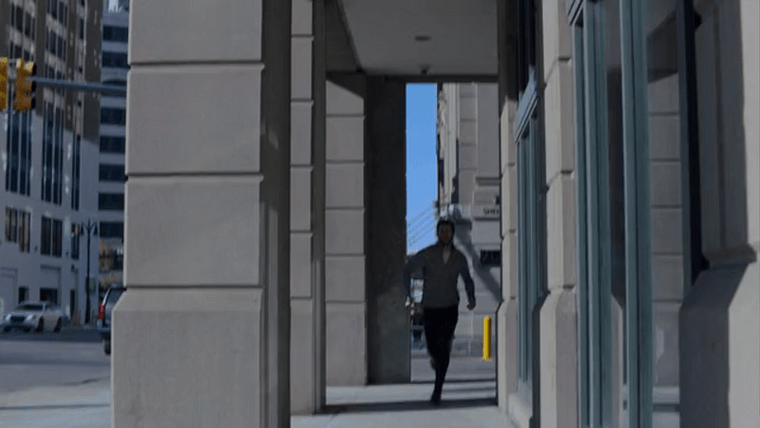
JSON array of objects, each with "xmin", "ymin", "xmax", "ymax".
[
  {"xmin": 326, "ymin": 302, "xmax": 367, "ymax": 385},
  {"xmin": 497, "ymin": 298, "xmax": 520, "ymax": 415},
  {"xmin": 680, "ymin": 260, "xmax": 759, "ymax": 428},
  {"xmin": 539, "ymin": 287, "xmax": 579, "ymax": 428},
  {"xmin": 112, "ymin": 288, "xmax": 264, "ymax": 427},
  {"xmin": 497, "ymin": 297, "xmax": 519, "ymax": 410},
  {"xmin": 508, "ymin": 391, "xmax": 533, "ymax": 428},
  {"xmin": 290, "ymin": 298, "xmax": 317, "ymax": 414}
]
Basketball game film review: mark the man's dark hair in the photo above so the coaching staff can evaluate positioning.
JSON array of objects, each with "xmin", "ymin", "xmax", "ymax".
[{"xmin": 436, "ymin": 218, "xmax": 455, "ymax": 233}]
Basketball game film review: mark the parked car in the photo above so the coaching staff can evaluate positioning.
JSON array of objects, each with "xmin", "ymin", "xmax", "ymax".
[
  {"xmin": 97, "ymin": 284, "xmax": 125, "ymax": 355},
  {"xmin": 1, "ymin": 301, "xmax": 64, "ymax": 333}
]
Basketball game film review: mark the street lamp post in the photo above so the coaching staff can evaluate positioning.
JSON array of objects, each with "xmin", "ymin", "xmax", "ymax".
[{"xmin": 83, "ymin": 220, "xmax": 97, "ymax": 323}]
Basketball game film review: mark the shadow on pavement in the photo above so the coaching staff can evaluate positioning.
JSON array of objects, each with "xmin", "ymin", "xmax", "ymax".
[
  {"xmin": 0, "ymin": 329, "xmax": 101, "ymax": 343},
  {"xmin": 410, "ymin": 377, "xmax": 496, "ymax": 385},
  {"xmin": 320, "ymin": 397, "xmax": 497, "ymax": 414},
  {"xmin": 0, "ymin": 403, "xmax": 110, "ymax": 411}
]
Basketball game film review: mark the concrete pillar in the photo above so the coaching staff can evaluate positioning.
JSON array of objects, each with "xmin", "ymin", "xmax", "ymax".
[
  {"xmin": 496, "ymin": 0, "xmax": 520, "ymax": 419},
  {"xmin": 537, "ymin": 2, "xmax": 579, "ymax": 427},
  {"xmin": 365, "ymin": 77, "xmax": 409, "ymax": 384},
  {"xmin": 113, "ymin": 0, "xmax": 292, "ymax": 426},
  {"xmin": 324, "ymin": 75, "xmax": 367, "ymax": 386},
  {"xmin": 290, "ymin": 0, "xmax": 327, "ymax": 414},
  {"xmin": 647, "ymin": 73, "xmax": 684, "ymax": 416},
  {"xmin": 681, "ymin": 0, "xmax": 759, "ymax": 426}
]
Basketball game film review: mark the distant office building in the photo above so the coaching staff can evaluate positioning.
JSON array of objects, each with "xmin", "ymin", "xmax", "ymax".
[
  {"xmin": 0, "ymin": 0, "xmax": 102, "ymax": 323},
  {"xmin": 96, "ymin": 6, "xmax": 127, "ymax": 294},
  {"xmin": 436, "ymin": 82, "xmax": 501, "ymax": 355}
]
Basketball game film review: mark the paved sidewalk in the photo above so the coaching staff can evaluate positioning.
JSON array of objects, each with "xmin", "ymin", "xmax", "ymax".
[
  {"xmin": 0, "ymin": 357, "xmax": 514, "ymax": 428},
  {"xmin": 293, "ymin": 380, "xmax": 512, "ymax": 428}
]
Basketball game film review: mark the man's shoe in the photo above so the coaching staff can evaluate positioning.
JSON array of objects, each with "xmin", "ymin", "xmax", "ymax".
[{"xmin": 430, "ymin": 390, "xmax": 442, "ymax": 406}]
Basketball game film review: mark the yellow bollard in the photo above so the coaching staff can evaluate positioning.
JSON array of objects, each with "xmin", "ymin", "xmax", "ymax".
[{"xmin": 482, "ymin": 316, "xmax": 492, "ymax": 361}]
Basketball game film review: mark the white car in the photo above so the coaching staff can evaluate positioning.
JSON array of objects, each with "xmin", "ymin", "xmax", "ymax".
[{"xmin": 1, "ymin": 301, "xmax": 64, "ymax": 333}]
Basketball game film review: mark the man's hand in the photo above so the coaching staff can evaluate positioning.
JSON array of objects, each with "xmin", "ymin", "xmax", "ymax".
[{"xmin": 467, "ymin": 302, "xmax": 476, "ymax": 311}]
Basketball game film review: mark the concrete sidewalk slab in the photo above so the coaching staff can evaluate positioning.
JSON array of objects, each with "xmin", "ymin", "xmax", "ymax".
[
  {"xmin": 0, "ymin": 355, "xmax": 512, "ymax": 428},
  {"xmin": 294, "ymin": 380, "xmax": 511, "ymax": 428}
]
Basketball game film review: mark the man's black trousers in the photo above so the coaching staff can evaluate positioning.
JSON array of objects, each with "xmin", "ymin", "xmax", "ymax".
[{"xmin": 423, "ymin": 305, "xmax": 459, "ymax": 394}]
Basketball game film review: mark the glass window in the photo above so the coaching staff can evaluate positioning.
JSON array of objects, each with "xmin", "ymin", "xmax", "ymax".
[
  {"xmin": 57, "ymin": 36, "xmax": 64, "ymax": 60},
  {"xmin": 102, "ymin": 52, "xmax": 128, "ymax": 69},
  {"xmin": 24, "ymin": 12, "xmax": 31, "ymax": 37},
  {"xmin": 72, "ymin": 136, "xmax": 81, "ymax": 210},
  {"xmin": 6, "ymin": 112, "xmax": 20, "ymax": 193},
  {"xmin": 99, "ymin": 222, "xmax": 124, "ymax": 239},
  {"xmin": 71, "ymin": 223, "xmax": 80, "ymax": 260},
  {"xmin": 5, "ymin": 208, "xmax": 18, "ymax": 242},
  {"xmin": 103, "ymin": 26, "xmax": 128, "ymax": 42},
  {"xmin": 513, "ymin": 0, "xmax": 545, "ymax": 397},
  {"xmin": 479, "ymin": 250, "xmax": 501, "ymax": 266},
  {"xmin": 41, "ymin": 217, "xmax": 52, "ymax": 255},
  {"xmin": 53, "ymin": 108, "xmax": 63, "ymax": 205},
  {"xmin": 18, "ymin": 211, "xmax": 30, "ymax": 253},
  {"xmin": 100, "ymin": 107, "xmax": 126, "ymax": 125},
  {"xmin": 100, "ymin": 136, "xmax": 126, "ymax": 153},
  {"xmin": 18, "ymin": 287, "xmax": 28, "ymax": 304},
  {"xmin": 52, "ymin": 219, "xmax": 63, "ymax": 257},
  {"xmin": 99, "ymin": 164, "xmax": 126, "ymax": 182},
  {"xmin": 99, "ymin": 193, "xmax": 125, "ymax": 211},
  {"xmin": 15, "ymin": 8, "xmax": 23, "ymax": 30}
]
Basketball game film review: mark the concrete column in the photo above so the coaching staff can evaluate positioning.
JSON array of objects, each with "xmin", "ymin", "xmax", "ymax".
[
  {"xmin": 501, "ymin": 99, "xmax": 529, "ymax": 426},
  {"xmin": 681, "ymin": 0, "xmax": 759, "ymax": 426},
  {"xmin": 365, "ymin": 77, "xmax": 408, "ymax": 384},
  {"xmin": 290, "ymin": 0, "xmax": 327, "ymax": 414},
  {"xmin": 535, "ymin": 1, "xmax": 579, "ymax": 427},
  {"xmin": 324, "ymin": 75, "xmax": 367, "ymax": 386},
  {"xmin": 497, "ymin": 0, "xmax": 521, "ymax": 419},
  {"xmin": 113, "ymin": 0, "xmax": 292, "ymax": 426},
  {"xmin": 647, "ymin": 73, "xmax": 684, "ymax": 414}
]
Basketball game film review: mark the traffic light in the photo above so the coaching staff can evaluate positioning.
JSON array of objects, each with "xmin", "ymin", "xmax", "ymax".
[
  {"xmin": 0, "ymin": 58, "xmax": 8, "ymax": 111},
  {"xmin": 14, "ymin": 60, "xmax": 36, "ymax": 112}
]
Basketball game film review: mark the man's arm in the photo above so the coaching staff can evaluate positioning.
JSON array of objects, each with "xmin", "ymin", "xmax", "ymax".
[{"xmin": 459, "ymin": 256, "xmax": 476, "ymax": 310}]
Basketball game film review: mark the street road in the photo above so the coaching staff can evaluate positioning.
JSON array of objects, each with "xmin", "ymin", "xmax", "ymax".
[
  {"xmin": 0, "ymin": 329, "xmax": 110, "ymax": 428},
  {"xmin": 0, "ymin": 329, "xmax": 108, "ymax": 393}
]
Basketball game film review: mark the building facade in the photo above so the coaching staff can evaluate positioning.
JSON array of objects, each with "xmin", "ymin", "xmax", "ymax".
[
  {"xmin": 497, "ymin": 0, "xmax": 758, "ymax": 426},
  {"xmin": 112, "ymin": 0, "xmax": 758, "ymax": 427},
  {"xmin": 97, "ymin": 4, "xmax": 127, "ymax": 295},
  {"xmin": 1, "ymin": 0, "xmax": 102, "ymax": 324},
  {"xmin": 436, "ymin": 82, "xmax": 502, "ymax": 356}
]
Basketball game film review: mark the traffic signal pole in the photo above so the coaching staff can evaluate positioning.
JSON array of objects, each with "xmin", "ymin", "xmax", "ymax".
[
  {"xmin": 0, "ymin": 57, "xmax": 127, "ymax": 114},
  {"xmin": 30, "ymin": 77, "xmax": 127, "ymax": 96}
]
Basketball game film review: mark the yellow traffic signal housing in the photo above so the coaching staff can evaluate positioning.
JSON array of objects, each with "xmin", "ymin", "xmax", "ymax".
[
  {"xmin": 0, "ymin": 58, "xmax": 8, "ymax": 111},
  {"xmin": 14, "ymin": 60, "xmax": 36, "ymax": 112}
]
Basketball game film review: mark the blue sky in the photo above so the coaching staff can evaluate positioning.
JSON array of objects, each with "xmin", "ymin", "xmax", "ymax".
[{"xmin": 406, "ymin": 84, "xmax": 437, "ymax": 253}]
